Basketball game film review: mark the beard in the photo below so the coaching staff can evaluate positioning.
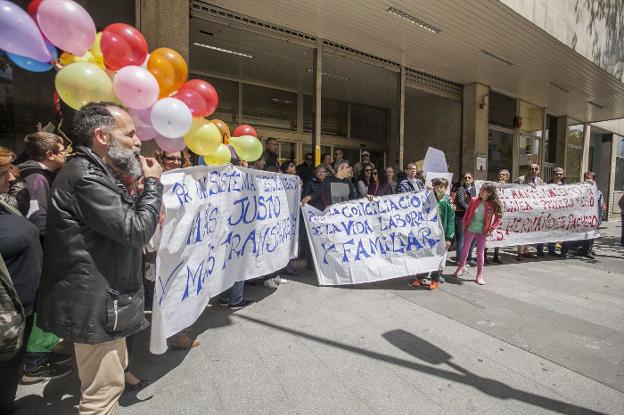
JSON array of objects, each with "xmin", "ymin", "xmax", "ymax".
[{"xmin": 107, "ymin": 138, "xmax": 142, "ymax": 179}]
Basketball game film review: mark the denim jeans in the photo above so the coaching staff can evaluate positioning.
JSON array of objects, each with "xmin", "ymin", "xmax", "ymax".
[
  {"xmin": 219, "ymin": 281, "xmax": 244, "ymax": 305},
  {"xmin": 536, "ymin": 243, "xmax": 556, "ymax": 255}
]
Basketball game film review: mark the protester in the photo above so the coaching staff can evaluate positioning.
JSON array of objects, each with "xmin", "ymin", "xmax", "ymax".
[
  {"xmin": 0, "ymin": 146, "xmax": 51, "ymax": 414},
  {"xmin": 302, "ymin": 166, "xmax": 327, "ymax": 203},
  {"xmin": 17, "ymin": 132, "xmax": 72, "ymax": 384},
  {"xmin": 368, "ymin": 167, "xmax": 393, "ymax": 196},
  {"xmin": 154, "ymin": 148, "xmax": 192, "ymax": 170},
  {"xmin": 0, "ymin": 162, "xmax": 30, "ymax": 216},
  {"xmin": 263, "ymin": 138, "xmax": 280, "ymax": 172},
  {"xmin": 395, "ymin": 162, "xmax": 423, "ymax": 193},
  {"xmin": 352, "ymin": 150, "xmax": 371, "ymax": 179},
  {"xmin": 280, "ymin": 159, "xmax": 297, "ymax": 176},
  {"xmin": 579, "ymin": 171, "xmax": 604, "ymax": 259},
  {"xmin": 276, "ymin": 160, "xmax": 301, "ymax": 278},
  {"xmin": 620, "ymin": 193, "xmax": 624, "ymax": 247},
  {"xmin": 332, "ymin": 148, "xmax": 344, "ymax": 171},
  {"xmin": 356, "ymin": 163, "xmax": 374, "ymax": 197},
  {"xmin": 538, "ymin": 167, "xmax": 567, "ymax": 257},
  {"xmin": 251, "ymin": 155, "xmax": 266, "ymax": 170},
  {"xmin": 410, "ymin": 177, "xmax": 454, "ymax": 290},
  {"xmin": 385, "ymin": 166, "xmax": 397, "ymax": 191},
  {"xmin": 453, "ymin": 172, "xmax": 477, "ymax": 263},
  {"xmin": 453, "ymin": 182, "xmax": 503, "ymax": 285},
  {"xmin": 514, "ymin": 163, "xmax": 544, "ymax": 260},
  {"xmin": 319, "ymin": 153, "xmax": 335, "ymax": 176},
  {"xmin": 301, "ymin": 159, "xmax": 358, "ymax": 209},
  {"xmin": 489, "ymin": 169, "xmax": 510, "ymax": 264},
  {"xmin": 37, "ymin": 102, "xmax": 163, "ymax": 414},
  {"xmin": 296, "ymin": 152, "xmax": 314, "ymax": 184}
]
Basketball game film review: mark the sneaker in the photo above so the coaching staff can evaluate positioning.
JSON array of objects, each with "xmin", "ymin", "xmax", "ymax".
[
  {"xmin": 516, "ymin": 254, "xmax": 523, "ymax": 261},
  {"xmin": 438, "ymin": 276, "xmax": 445, "ymax": 283},
  {"xmin": 229, "ymin": 299, "xmax": 256, "ymax": 310},
  {"xmin": 426, "ymin": 281, "xmax": 439, "ymax": 290},
  {"xmin": 218, "ymin": 298, "xmax": 229, "ymax": 307},
  {"xmin": 475, "ymin": 275, "xmax": 485, "ymax": 285},
  {"xmin": 21, "ymin": 364, "xmax": 72, "ymax": 385},
  {"xmin": 38, "ymin": 352, "xmax": 73, "ymax": 366},
  {"xmin": 453, "ymin": 267, "xmax": 464, "ymax": 277},
  {"xmin": 263, "ymin": 278, "xmax": 279, "ymax": 289},
  {"xmin": 584, "ymin": 252, "xmax": 596, "ymax": 259}
]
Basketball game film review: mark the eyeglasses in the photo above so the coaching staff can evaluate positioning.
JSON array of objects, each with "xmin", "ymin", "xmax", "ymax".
[
  {"xmin": 372, "ymin": 171, "xmax": 378, "ymax": 175},
  {"xmin": 164, "ymin": 156, "xmax": 183, "ymax": 162},
  {"xmin": 464, "ymin": 176, "xmax": 472, "ymax": 180},
  {"xmin": 364, "ymin": 169, "xmax": 372, "ymax": 173}
]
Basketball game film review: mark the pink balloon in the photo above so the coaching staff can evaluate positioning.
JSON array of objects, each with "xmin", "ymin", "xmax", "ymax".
[
  {"xmin": 129, "ymin": 108, "xmax": 157, "ymax": 141},
  {"xmin": 155, "ymin": 135, "xmax": 186, "ymax": 153},
  {"xmin": 0, "ymin": 0, "xmax": 52, "ymax": 62},
  {"xmin": 37, "ymin": 0, "xmax": 96, "ymax": 56},
  {"xmin": 113, "ymin": 66, "xmax": 159, "ymax": 110}
]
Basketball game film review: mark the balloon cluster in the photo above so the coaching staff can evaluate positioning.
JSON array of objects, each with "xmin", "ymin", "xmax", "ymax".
[{"xmin": 0, "ymin": 0, "xmax": 264, "ymax": 165}]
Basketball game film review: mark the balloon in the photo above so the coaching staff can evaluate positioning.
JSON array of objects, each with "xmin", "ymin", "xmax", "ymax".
[
  {"xmin": 150, "ymin": 97, "xmax": 192, "ymax": 138},
  {"xmin": 0, "ymin": 0, "xmax": 52, "ymax": 62},
  {"xmin": 232, "ymin": 124, "xmax": 257, "ymax": 137},
  {"xmin": 211, "ymin": 119, "xmax": 231, "ymax": 144},
  {"xmin": 129, "ymin": 108, "xmax": 157, "ymax": 141},
  {"xmin": 141, "ymin": 53, "xmax": 150, "ymax": 68},
  {"xmin": 113, "ymin": 66, "xmax": 159, "ymax": 110},
  {"xmin": 183, "ymin": 119, "xmax": 221, "ymax": 156},
  {"xmin": 55, "ymin": 62, "xmax": 114, "ymax": 110},
  {"xmin": 154, "ymin": 135, "xmax": 186, "ymax": 153},
  {"xmin": 27, "ymin": 0, "xmax": 43, "ymax": 18},
  {"xmin": 37, "ymin": 0, "xmax": 96, "ymax": 57},
  {"xmin": 181, "ymin": 79, "xmax": 218, "ymax": 116},
  {"xmin": 90, "ymin": 32, "xmax": 104, "ymax": 67},
  {"xmin": 203, "ymin": 144, "xmax": 231, "ymax": 165},
  {"xmin": 229, "ymin": 135, "xmax": 263, "ymax": 162},
  {"xmin": 173, "ymin": 88, "xmax": 208, "ymax": 117},
  {"xmin": 7, "ymin": 41, "xmax": 57, "ymax": 72},
  {"xmin": 147, "ymin": 48, "xmax": 188, "ymax": 98},
  {"xmin": 100, "ymin": 23, "xmax": 148, "ymax": 71}
]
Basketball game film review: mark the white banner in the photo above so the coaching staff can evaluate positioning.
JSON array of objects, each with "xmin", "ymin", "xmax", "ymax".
[
  {"xmin": 485, "ymin": 182, "xmax": 600, "ymax": 248},
  {"xmin": 303, "ymin": 190, "xmax": 447, "ymax": 286},
  {"xmin": 150, "ymin": 166, "xmax": 300, "ymax": 354}
]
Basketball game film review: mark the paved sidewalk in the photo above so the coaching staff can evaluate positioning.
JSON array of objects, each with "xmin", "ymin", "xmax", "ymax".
[{"xmin": 16, "ymin": 222, "xmax": 624, "ymax": 414}]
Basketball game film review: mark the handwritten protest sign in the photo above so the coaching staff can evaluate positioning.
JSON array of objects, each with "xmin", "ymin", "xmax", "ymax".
[
  {"xmin": 303, "ymin": 190, "xmax": 447, "ymax": 285},
  {"xmin": 150, "ymin": 166, "xmax": 300, "ymax": 354},
  {"xmin": 485, "ymin": 182, "xmax": 600, "ymax": 248}
]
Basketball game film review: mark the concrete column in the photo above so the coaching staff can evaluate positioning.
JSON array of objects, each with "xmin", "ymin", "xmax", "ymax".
[
  {"xmin": 555, "ymin": 116, "xmax": 568, "ymax": 168},
  {"xmin": 312, "ymin": 39, "xmax": 323, "ymax": 165},
  {"xmin": 582, "ymin": 123, "xmax": 591, "ymax": 174},
  {"xmin": 398, "ymin": 66, "xmax": 406, "ymax": 169},
  {"xmin": 461, "ymin": 83, "xmax": 490, "ymax": 180},
  {"xmin": 137, "ymin": 0, "xmax": 189, "ymax": 61}
]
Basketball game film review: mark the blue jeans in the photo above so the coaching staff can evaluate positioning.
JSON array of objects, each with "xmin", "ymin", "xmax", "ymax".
[
  {"xmin": 454, "ymin": 216, "xmax": 475, "ymax": 261},
  {"xmin": 219, "ymin": 281, "xmax": 244, "ymax": 305},
  {"xmin": 536, "ymin": 243, "xmax": 556, "ymax": 255}
]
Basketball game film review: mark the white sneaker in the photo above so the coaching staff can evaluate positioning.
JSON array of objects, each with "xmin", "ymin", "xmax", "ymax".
[
  {"xmin": 263, "ymin": 278, "xmax": 279, "ymax": 289},
  {"xmin": 279, "ymin": 277, "xmax": 288, "ymax": 284},
  {"xmin": 273, "ymin": 275, "xmax": 281, "ymax": 284}
]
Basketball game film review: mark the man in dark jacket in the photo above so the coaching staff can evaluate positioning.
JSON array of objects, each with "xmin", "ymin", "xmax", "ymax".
[
  {"xmin": 263, "ymin": 137, "xmax": 280, "ymax": 172},
  {"xmin": 296, "ymin": 152, "xmax": 314, "ymax": 184},
  {"xmin": 37, "ymin": 102, "xmax": 163, "ymax": 414}
]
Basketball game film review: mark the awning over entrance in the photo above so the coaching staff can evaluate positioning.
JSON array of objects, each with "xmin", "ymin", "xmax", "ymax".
[{"xmin": 193, "ymin": 0, "xmax": 624, "ymax": 123}]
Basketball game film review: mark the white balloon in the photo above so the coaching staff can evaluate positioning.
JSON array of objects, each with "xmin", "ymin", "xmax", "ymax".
[{"xmin": 150, "ymin": 97, "xmax": 193, "ymax": 139}]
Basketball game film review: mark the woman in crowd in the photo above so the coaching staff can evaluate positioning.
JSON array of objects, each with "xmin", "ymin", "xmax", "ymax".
[
  {"xmin": 385, "ymin": 166, "xmax": 397, "ymax": 191},
  {"xmin": 302, "ymin": 166, "xmax": 327, "ymax": 203},
  {"xmin": 453, "ymin": 172, "xmax": 477, "ymax": 262},
  {"xmin": 454, "ymin": 182, "xmax": 503, "ymax": 285},
  {"xmin": 368, "ymin": 167, "xmax": 393, "ymax": 196},
  {"xmin": 356, "ymin": 163, "xmax": 374, "ymax": 197}
]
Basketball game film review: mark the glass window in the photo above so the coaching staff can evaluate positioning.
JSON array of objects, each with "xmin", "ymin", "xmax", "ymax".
[
  {"xmin": 488, "ymin": 92, "xmax": 516, "ymax": 129},
  {"xmin": 488, "ymin": 128, "xmax": 513, "ymax": 181},
  {"xmin": 567, "ymin": 120, "xmax": 585, "ymax": 146},
  {"xmin": 191, "ymin": 75, "xmax": 239, "ymax": 124},
  {"xmin": 303, "ymin": 95, "xmax": 348, "ymax": 136},
  {"xmin": 278, "ymin": 141, "xmax": 296, "ymax": 165},
  {"xmin": 614, "ymin": 137, "xmax": 624, "ymax": 191},
  {"xmin": 518, "ymin": 101, "xmax": 543, "ymax": 136},
  {"xmin": 566, "ymin": 120, "xmax": 584, "ymax": 183},
  {"xmin": 368, "ymin": 150, "xmax": 385, "ymax": 170},
  {"xmin": 518, "ymin": 133, "xmax": 541, "ymax": 178},
  {"xmin": 242, "ymin": 84, "xmax": 297, "ymax": 130},
  {"xmin": 338, "ymin": 148, "xmax": 361, "ymax": 167},
  {"xmin": 302, "ymin": 143, "xmax": 331, "ymax": 164},
  {"xmin": 350, "ymin": 103, "xmax": 388, "ymax": 142}
]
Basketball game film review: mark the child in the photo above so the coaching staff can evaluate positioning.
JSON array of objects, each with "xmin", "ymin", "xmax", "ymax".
[
  {"xmin": 411, "ymin": 177, "xmax": 454, "ymax": 290},
  {"xmin": 453, "ymin": 182, "xmax": 502, "ymax": 285}
]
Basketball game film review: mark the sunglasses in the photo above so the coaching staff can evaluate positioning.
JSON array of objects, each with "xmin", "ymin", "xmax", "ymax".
[
  {"xmin": 164, "ymin": 156, "xmax": 183, "ymax": 162},
  {"xmin": 372, "ymin": 171, "xmax": 378, "ymax": 175},
  {"xmin": 464, "ymin": 176, "xmax": 472, "ymax": 179},
  {"xmin": 364, "ymin": 169, "xmax": 372, "ymax": 172}
]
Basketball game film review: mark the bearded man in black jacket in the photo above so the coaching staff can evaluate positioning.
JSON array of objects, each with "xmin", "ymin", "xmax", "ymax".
[{"xmin": 37, "ymin": 102, "xmax": 163, "ymax": 414}]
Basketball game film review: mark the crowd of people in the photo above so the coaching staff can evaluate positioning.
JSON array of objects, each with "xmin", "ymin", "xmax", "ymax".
[{"xmin": 0, "ymin": 101, "xmax": 616, "ymax": 414}]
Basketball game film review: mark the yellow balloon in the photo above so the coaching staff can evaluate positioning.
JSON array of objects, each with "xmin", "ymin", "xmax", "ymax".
[
  {"xmin": 90, "ymin": 32, "xmax": 104, "ymax": 66},
  {"xmin": 183, "ymin": 119, "xmax": 221, "ymax": 156},
  {"xmin": 203, "ymin": 144, "xmax": 231, "ymax": 165},
  {"xmin": 230, "ymin": 135, "xmax": 263, "ymax": 161},
  {"xmin": 55, "ymin": 62, "xmax": 115, "ymax": 110},
  {"xmin": 59, "ymin": 52, "xmax": 76, "ymax": 66}
]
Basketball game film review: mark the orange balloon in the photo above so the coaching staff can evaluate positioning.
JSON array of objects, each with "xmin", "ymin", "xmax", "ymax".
[
  {"xmin": 147, "ymin": 48, "xmax": 188, "ymax": 98},
  {"xmin": 211, "ymin": 119, "xmax": 231, "ymax": 144}
]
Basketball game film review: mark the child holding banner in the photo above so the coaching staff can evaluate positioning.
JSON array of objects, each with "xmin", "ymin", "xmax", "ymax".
[
  {"xmin": 411, "ymin": 177, "xmax": 454, "ymax": 290},
  {"xmin": 453, "ymin": 183, "xmax": 502, "ymax": 285}
]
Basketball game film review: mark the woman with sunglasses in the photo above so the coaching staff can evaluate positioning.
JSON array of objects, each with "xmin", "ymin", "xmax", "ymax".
[
  {"xmin": 356, "ymin": 162, "xmax": 375, "ymax": 197},
  {"xmin": 368, "ymin": 168, "xmax": 393, "ymax": 196},
  {"xmin": 154, "ymin": 148, "xmax": 192, "ymax": 170}
]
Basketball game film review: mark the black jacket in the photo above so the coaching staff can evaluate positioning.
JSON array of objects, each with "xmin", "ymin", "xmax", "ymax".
[
  {"xmin": 296, "ymin": 162, "xmax": 314, "ymax": 185},
  {"xmin": 37, "ymin": 147, "xmax": 163, "ymax": 344}
]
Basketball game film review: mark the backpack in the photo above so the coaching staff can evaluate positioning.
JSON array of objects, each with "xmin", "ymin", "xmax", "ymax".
[{"xmin": 0, "ymin": 253, "xmax": 25, "ymax": 361}]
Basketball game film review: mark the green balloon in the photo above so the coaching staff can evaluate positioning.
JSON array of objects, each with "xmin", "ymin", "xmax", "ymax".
[{"xmin": 230, "ymin": 134, "xmax": 263, "ymax": 161}]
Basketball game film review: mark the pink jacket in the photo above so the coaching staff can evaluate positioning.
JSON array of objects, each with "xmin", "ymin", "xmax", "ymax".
[{"xmin": 461, "ymin": 197, "xmax": 501, "ymax": 234}]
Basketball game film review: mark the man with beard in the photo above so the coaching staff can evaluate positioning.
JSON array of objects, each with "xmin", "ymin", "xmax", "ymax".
[{"xmin": 37, "ymin": 102, "xmax": 163, "ymax": 414}]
